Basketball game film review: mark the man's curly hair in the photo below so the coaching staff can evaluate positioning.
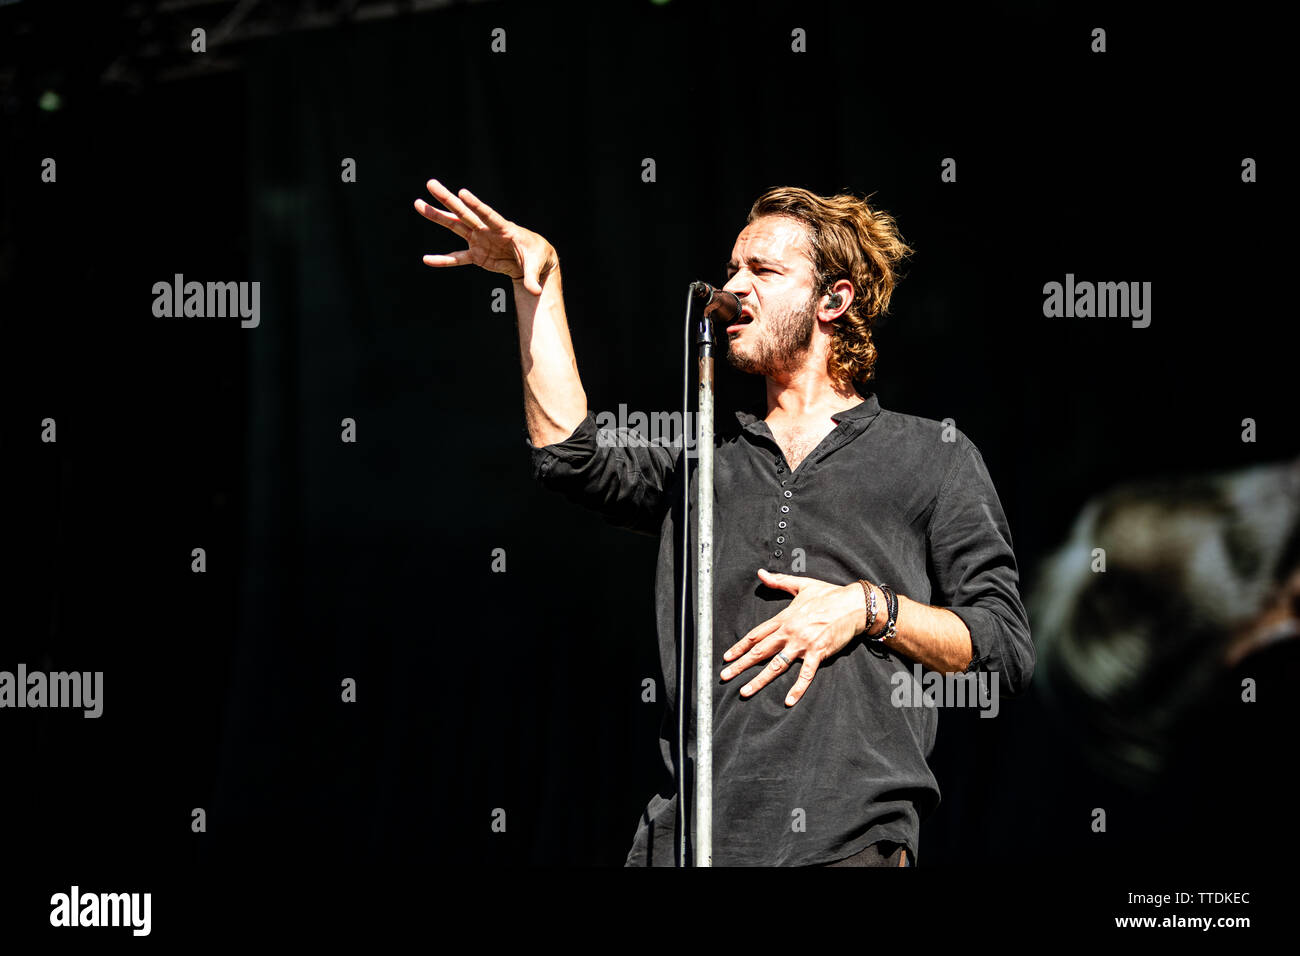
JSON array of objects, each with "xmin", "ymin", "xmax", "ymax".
[{"xmin": 747, "ymin": 186, "xmax": 913, "ymax": 388}]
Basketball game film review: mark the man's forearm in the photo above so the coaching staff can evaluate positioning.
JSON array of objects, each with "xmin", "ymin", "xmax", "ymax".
[
  {"xmin": 513, "ymin": 264, "xmax": 588, "ymax": 447},
  {"xmin": 859, "ymin": 585, "xmax": 974, "ymax": 674}
]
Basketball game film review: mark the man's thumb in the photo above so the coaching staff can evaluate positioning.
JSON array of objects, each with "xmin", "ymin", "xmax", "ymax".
[{"xmin": 758, "ymin": 568, "xmax": 803, "ymax": 593}]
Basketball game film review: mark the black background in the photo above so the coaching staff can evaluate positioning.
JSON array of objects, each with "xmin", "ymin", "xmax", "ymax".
[{"xmin": 1, "ymin": 0, "xmax": 1291, "ymax": 939}]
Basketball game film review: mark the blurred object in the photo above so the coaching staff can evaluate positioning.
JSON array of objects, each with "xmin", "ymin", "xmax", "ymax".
[{"xmin": 1031, "ymin": 458, "xmax": 1300, "ymax": 788}]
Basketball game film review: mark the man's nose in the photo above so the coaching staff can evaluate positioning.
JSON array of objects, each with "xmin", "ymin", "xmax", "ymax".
[
  {"xmin": 719, "ymin": 284, "xmax": 749, "ymax": 314},
  {"xmin": 721, "ymin": 276, "xmax": 749, "ymax": 298}
]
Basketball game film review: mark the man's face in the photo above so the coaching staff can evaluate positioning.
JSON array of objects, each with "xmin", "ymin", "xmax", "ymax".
[{"xmin": 721, "ymin": 216, "xmax": 819, "ymax": 378}]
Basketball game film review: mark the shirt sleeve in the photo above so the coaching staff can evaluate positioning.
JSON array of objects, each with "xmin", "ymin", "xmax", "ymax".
[
  {"xmin": 525, "ymin": 410, "xmax": 682, "ymax": 538},
  {"xmin": 925, "ymin": 437, "xmax": 1035, "ymax": 697}
]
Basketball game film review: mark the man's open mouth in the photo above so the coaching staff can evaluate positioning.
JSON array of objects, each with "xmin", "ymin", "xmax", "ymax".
[{"xmin": 726, "ymin": 309, "xmax": 755, "ymax": 334}]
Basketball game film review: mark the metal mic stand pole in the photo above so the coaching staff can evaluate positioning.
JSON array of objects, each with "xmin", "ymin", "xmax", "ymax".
[
  {"xmin": 680, "ymin": 282, "xmax": 732, "ymax": 867},
  {"xmin": 693, "ymin": 294, "xmax": 716, "ymax": 868}
]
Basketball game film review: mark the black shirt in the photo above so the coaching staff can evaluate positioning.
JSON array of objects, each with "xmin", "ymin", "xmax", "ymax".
[{"xmin": 526, "ymin": 393, "xmax": 1034, "ymax": 865}]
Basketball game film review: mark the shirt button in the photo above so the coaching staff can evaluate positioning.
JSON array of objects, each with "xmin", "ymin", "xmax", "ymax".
[
  {"xmin": 778, "ymin": 521, "xmax": 787, "ymax": 529},
  {"xmin": 781, "ymin": 480, "xmax": 788, "ymax": 486},
  {"xmin": 776, "ymin": 536, "xmax": 785, "ymax": 544},
  {"xmin": 783, "ymin": 490, "xmax": 793, "ymax": 498},
  {"xmin": 774, "ymin": 549, "xmax": 783, "ymax": 557},
  {"xmin": 781, "ymin": 505, "xmax": 789, "ymax": 513}
]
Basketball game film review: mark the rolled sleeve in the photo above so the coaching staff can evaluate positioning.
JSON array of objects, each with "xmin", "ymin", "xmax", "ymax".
[
  {"xmin": 925, "ymin": 437, "xmax": 1035, "ymax": 697},
  {"xmin": 525, "ymin": 410, "xmax": 680, "ymax": 537}
]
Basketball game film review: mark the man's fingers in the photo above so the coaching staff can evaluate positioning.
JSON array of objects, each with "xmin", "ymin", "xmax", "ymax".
[
  {"xmin": 425, "ymin": 179, "xmax": 487, "ymax": 231},
  {"xmin": 413, "ymin": 198, "xmax": 471, "ymax": 240},
  {"xmin": 422, "ymin": 250, "xmax": 473, "ymax": 268},
  {"xmin": 722, "ymin": 639, "xmax": 780, "ymax": 686},
  {"xmin": 456, "ymin": 187, "xmax": 512, "ymax": 232},
  {"xmin": 723, "ymin": 617, "xmax": 781, "ymax": 664},
  {"xmin": 738, "ymin": 644, "xmax": 796, "ymax": 698},
  {"xmin": 783, "ymin": 653, "xmax": 822, "ymax": 707},
  {"xmin": 722, "ymin": 635, "xmax": 783, "ymax": 684}
]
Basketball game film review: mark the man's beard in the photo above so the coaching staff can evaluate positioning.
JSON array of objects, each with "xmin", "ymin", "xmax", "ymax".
[{"xmin": 725, "ymin": 291, "xmax": 818, "ymax": 377}]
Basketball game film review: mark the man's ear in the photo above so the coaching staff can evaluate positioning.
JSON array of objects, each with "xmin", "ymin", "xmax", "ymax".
[{"xmin": 821, "ymin": 280, "xmax": 853, "ymax": 319}]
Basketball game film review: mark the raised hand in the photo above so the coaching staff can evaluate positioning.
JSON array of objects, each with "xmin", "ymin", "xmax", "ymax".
[{"xmin": 414, "ymin": 179, "xmax": 558, "ymax": 295}]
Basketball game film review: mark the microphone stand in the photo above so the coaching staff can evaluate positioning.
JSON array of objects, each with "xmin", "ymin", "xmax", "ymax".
[
  {"xmin": 693, "ymin": 290, "xmax": 716, "ymax": 868},
  {"xmin": 679, "ymin": 282, "xmax": 734, "ymax": 867}
]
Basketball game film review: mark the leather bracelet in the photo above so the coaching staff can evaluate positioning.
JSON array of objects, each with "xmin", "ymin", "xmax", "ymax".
[
  {"xmin": 858, "ymin": 579, "xmax": 877, "ymax": 636},
  {"xmin": 865, "ymin": 583, "xmax": 898, "ymax": 642},
  {"xmin": 877, "ymin": 584, "xmax": 898, "ymax": 641}
]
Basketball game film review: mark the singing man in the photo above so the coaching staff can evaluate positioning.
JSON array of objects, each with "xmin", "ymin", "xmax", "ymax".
[{"xmin": 415, "ymin": 180, "xmax": 1035, "ymax": 866}]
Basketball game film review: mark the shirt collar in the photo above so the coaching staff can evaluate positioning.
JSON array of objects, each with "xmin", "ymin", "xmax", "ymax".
[{"xmin": 734, "ymin": 392, "xmax": 881, "ymax": 428}]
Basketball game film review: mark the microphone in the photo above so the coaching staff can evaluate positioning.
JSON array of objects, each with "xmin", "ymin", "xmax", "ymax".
[{"xmin": 690, "ymin": 281, "xmax": 743, "ymax": 326}]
